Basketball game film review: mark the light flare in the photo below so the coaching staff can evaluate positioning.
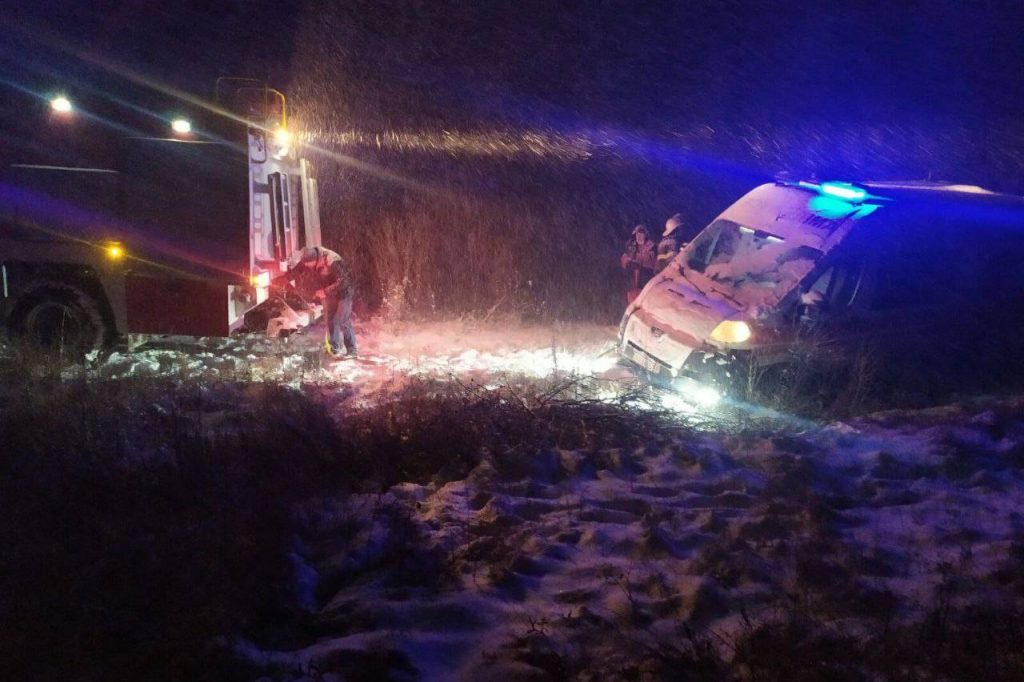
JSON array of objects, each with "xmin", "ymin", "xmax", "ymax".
[
  {"xmin": 389, "ymin": 348, "xmax": 619, "ymax": 378},
  {"xmin": 50, "ymin": 95, "xmax": 72, "ymax": 113},
  {"xmin": 660, "ymin": 392, "xmax": 697, "ymax": 414},
  {"xmin": 660, "ymin": 383, "xmax": 721, "ymax": 411},
  {"xmin": 272, "ymin": 127, "xmax": 292, "ymax": 158}
]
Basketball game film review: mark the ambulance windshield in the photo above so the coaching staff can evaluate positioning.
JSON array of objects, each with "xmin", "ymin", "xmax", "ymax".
[{"xmin": 679, "ymin": 219, "xmax": 823, "ymax": 309}]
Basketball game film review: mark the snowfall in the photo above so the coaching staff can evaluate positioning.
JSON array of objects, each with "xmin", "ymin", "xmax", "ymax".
[{"xmin": 18, "ymin": 318, "xmax": 1024, "ymax": 679}]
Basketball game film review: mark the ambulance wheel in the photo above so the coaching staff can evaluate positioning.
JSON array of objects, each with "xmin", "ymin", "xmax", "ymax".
[{"xmin": 14, "ymin": 287, "xmax": 109, "ymax": 354}]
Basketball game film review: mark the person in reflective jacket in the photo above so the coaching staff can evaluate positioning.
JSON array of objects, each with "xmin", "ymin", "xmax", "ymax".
[{"xmin": 282, "ymin": 246, "xmax": 357, "ymax": 357}]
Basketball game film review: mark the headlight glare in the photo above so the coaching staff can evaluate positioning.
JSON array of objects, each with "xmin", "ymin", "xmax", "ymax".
[{"xmin": 709, "ymin": 320, "xmax": 751, "ymax": 344}]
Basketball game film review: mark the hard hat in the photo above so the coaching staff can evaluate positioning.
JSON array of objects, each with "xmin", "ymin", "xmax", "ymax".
[{"xmin": 663, "ymin": 213, "xmax": 684, "ymax": 237}]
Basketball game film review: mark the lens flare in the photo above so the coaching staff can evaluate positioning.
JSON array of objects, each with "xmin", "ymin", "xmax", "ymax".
[
  {"xmin": 274, "ymin": 127, "xmax": 292, "ymax": 146},
  {"xmin": 50, "ymin": 95, "xmax": 72, "ymax": 113}
]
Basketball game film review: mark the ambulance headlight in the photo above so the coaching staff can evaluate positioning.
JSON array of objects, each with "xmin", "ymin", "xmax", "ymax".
[{"xmin": 709, "ymin": 320, "xmax": 751, "ymax": 344}]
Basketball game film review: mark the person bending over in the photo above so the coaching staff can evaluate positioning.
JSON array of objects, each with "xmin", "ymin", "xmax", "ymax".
[{"xmin": 282, "ymin": 246, "xmax": 358, "ymax": 357}]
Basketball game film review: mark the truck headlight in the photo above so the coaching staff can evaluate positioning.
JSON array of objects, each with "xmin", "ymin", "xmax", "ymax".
[
  {"xmin": 272, "ymin": 127, "xmax": 292, "ymax": 159},
  {"xmin": 104, "ymin": 242, "xmax": 125, "ymax": 260},
  {"xmin": 709, "ymin": 320, "xmax": 751, "ymax": 344}
]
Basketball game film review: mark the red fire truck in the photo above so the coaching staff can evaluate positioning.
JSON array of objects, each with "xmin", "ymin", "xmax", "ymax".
[{"xmin": 0, "ymin": 79, "xmax": 321, "ymax": 351}]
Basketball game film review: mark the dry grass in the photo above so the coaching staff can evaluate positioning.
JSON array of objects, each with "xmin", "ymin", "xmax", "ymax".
[
  {"xmin": 0, "ymin": 373, "xmax": 687, "ymax": 680},
  {"xmin": 310, "ymin": 147, "xmax": 733, "ymax": 323}
]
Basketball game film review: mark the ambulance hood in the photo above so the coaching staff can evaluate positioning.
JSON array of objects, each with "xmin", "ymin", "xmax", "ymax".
[{"xmin": 629, "ymin": 274, "xmax": 742, "ymax": 349}]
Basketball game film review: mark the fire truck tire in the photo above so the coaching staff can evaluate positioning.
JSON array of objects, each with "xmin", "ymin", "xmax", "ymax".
[{"xmin": 13, "ymin": 286, "xmax": 109, "ymax": 353}]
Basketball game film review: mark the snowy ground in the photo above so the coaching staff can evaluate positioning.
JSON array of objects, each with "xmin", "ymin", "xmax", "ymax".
[
  {"xmin": 246, "ymin": 401, "xmax": 1024, "ymax": 680},
  {"xmin": 87, "ymin": 318, "xmax": 626, "ymax": 396},
  {"xmin": 5, "ymin": 319, "xmax": 1024, "ymax": 680}
]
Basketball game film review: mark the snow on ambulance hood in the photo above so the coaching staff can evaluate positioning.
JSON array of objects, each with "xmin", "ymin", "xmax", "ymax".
[{"xmin": 630, "ymin": 275, "xmax": 739, "ymax": 348}]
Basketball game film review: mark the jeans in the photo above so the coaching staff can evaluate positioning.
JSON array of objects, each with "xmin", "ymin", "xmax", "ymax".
[{"xmin": 324, "ymin": 290, "xmax": 357, "ymax": 355}]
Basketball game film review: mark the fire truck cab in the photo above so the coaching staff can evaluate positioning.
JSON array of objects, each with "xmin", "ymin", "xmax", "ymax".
[{"xmin": 0, "ymin": 80, "xmax": 321, "ymax": 351}]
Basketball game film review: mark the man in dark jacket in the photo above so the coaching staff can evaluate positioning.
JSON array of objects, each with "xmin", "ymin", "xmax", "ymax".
[
  {"xmin": 657, "ymin": 213, "xmax": 686, "ymax": 272},
  {"xmin": 620, "ymin": 224, "xmax": 657, "ymax": 302},
  {"xmin": 282, "ymin": 246, "xmax": 357, "ymax": 357}
]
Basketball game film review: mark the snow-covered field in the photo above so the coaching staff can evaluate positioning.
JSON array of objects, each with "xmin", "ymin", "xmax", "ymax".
[
  {"xmin": 4, "ymin": 319, "xmax": 1024, "ymax": 680},
  {"xmin": 246, "ymin": 403, "xmax": 1024, "ymax": 679}
]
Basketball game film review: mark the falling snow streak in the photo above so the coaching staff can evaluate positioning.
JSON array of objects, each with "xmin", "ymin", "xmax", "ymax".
[
  {"xmin": 295, "ymin": 120, "xmax": 1024, "ymax": 194},
  {"xmin": 304, "ymin": 129, "xmax": 595, "ymax": 162}
]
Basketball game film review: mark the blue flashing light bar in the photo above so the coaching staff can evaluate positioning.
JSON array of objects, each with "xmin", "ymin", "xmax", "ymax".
[
  {"xmin": 819, "ymin": 181, "xmax": 867, "ymax": 202},
  {"xmin": 779, "ymin": 177, "xmax": 870, "ymax": 203},
  {"xmin": 776, "ymin": 175, "xmax": 887, "ymax": 205}
]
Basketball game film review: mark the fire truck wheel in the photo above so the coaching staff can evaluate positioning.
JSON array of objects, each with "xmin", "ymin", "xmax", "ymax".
[{"xmin": 15, "ymin": 287, "xmax": 108, "ymax": 354}]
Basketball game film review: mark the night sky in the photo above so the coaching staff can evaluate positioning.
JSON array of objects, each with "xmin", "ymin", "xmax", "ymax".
[
  {"xmin": 289, "ymin": 0, "xmax": 1024, "ymax": 130},
  {"xmin": 4, "ymin": 1, "xmax": 1023, "ymax": 154},
  {"xmin": 5, "ymin": 0, "xmax": 1024, "ymax": 316}
]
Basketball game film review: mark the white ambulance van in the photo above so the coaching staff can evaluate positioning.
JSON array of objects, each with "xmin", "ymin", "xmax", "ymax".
[{"xmin": 618, "ymin": 179, "xmax": 1024, "ymax": 404}]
